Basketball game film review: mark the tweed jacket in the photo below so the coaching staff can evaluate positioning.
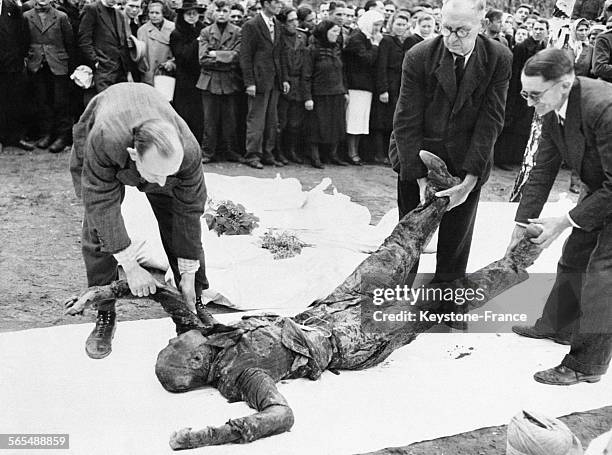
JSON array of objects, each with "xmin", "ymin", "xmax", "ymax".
[
  {"xmin": 69, "ymin": 83, "xmax": 206, "ymax": 258},
  {"xmin": 24, "ymin": 7, "xmax": 74, "ymax": 75},
  {"xmin": 515, "ymin": 77, "xmax": 612, "ymax": 232},
  {"xmin": 389, "ymin": 35, "xmax": 512, "ymax": 186},
  {"xmin": 196, "ymin": 22, "xmax": 241, "ymax": 94},
  {"xmin": 239, "ymin": 13, "xmax": 288, "ymax": 93}
]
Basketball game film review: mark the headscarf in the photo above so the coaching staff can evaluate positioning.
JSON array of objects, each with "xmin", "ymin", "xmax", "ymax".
[
  {"xmin": 357, "ymin": 9, "xmax": 384, "ymax": 39},
  {"xmin": 312, "ymin": 19, "xmax": 339, "ymax": 48},
  {"xmin": 569, "ymin": 18, "xmax": 590, "ymax": 62}
]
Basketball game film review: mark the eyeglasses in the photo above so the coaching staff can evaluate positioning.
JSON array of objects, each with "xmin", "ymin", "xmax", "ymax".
[
  {"xmin": 520, "ymin": 80, "xmax": 564, "ymax": 103},
  {"xmin": 440, "ymin": 25, "xmax": 471, "ymax": 38}
]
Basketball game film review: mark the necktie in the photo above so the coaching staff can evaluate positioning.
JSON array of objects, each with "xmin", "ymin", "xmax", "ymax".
[
  {"xmin": 269, "ymin": 20, "xmax": 274, "ymax": 40},
  {"xmin": 454, "ymin": 54, "xmax": 465, "ymax": 86}
]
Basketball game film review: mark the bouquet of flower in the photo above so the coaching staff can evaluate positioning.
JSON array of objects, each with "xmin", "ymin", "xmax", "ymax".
[
  {"xmin": 204, "ymin": 200, "xmax": 259, "ymax": 236},
  {"xmin": 260, "ymin": 229, "xmax": 312, "ymax": 260}
]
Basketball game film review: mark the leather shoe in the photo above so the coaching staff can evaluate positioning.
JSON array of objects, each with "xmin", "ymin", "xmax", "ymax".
[
  {"xmin": 534, "ymin": 365, "xmax": 601, "ymax": 386},
  {"xmin": 247, "ymin": 160, "xmax": 264, "ymax": 169},
  {"xmin": 17, "ymin": 139, "xmax": 35, "ymax": 151},
  {"xmin": 276, "ymin": 153, "xmax": 289, "ymax": 165},
  {"xmin": 262, "ymin": 156, "xmax": 283, "ymax": 166},
  {"xmin": 48, "ymin": 137, "xmax": 68, "ymax": 153},
  {"xmin": 512, "ymin": 325, "xmax": 571, "ymax": 345},
  {"xmin": 36, "ymin": 135, "xmax": 53, "ymax": 149},
  {"xmin": 85, "ymin": 311, "xmax": 116, "ymax": 359},
  {"xmin": 225, "ymin": 151, "xmax": 245, "ymax": 163},
  {"xmin": 348, "ymin": 156, "xmax": 362, "ymax": 166}
]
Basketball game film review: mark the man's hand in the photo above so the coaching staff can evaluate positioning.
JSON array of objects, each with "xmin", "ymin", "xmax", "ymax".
[
  {"xmin": 304, "ymin": 99, "xmax": 314, "ymax": 111},
  {"xmin": 282, "ymin": 81, "xmax": 290, "ymax": 94},
  {"xmin": 246, "ymin": 85, "xmax": 256, "ymax": 97},
  {"xmin": 527, "ymin": 216, "xmax": 572, "ymax": 249},
  {"xmin": 505, "ymin": 224, "xmax": 527, "ymax": 256},
  {"xmin": 435, "ymin": 174, "xmax": 478, "ymax": 210},
  {"xmin": 123, "ymin": 262, "xmax": 158, "ymax": 297},
  {"xmin": 416, "ymin": 177, "xmax": 428, "ymax": 205},
  {"xmin": 379, "ymin": 92, "xmax": 389, "ymax": 103},
  {"xmin": 180, "ymin": 272, "xmax": 197, "ymax": 313}
]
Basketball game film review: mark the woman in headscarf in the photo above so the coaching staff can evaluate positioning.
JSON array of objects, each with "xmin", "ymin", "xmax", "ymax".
[
  {"xmin": 342, "ymin": 9, "xmax": 384, "ymax": 165},
  {"xmin": 137, "ymin": 0, "xmax": 176, "ymax": 85},
  {"xmin": 170, "ymin": 0, "xmax": 205, "ymax": 145},
  {"xmin": 569, "ymin": 18, "xmax": 594, "ymax": 77},
  {"xmin": 303, "ymin": 20, "xmax": 348, "ymax": 168},
  {"xmin": 370, "ymin": 11, "xmax": 410, "ymax": 165}
]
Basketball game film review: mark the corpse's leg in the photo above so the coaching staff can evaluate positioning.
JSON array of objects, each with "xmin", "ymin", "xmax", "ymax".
[{"xmin": 169, "ymin": 368, "xmax": 294, "ymax": 450}]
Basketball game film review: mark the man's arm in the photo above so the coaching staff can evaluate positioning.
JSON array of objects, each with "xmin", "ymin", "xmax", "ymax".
[
  {"xmin": 514, "ymin": 117, "xmax": 562, "ymax": 224},
  {"xmin": 567, "ymin": 105, "xmax": 612, "ymax": 231},
  {"xmin": 78, "ymin": 4, "xmax": 97, "ymax": 68},
  {"xmin": 462, "ymin": 47, "xmax": 512, "ymax": 179},
  {"xmin": 168, "ymin": 368, "xmax": 294, "ymax": 450},
  {"xmin": 592, "ymin": 35, "xmax": 612, "ymax": 81},
  {"xmin": 239, "ymin": 21, "xmax": 256, "ymax": 89},
  {"xmin": 391, "ymin": 48, "xmax": 426, "ymax": 181}
]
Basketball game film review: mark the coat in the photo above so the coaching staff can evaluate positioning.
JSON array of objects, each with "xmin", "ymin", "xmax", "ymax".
[
  {"xmin": 302, "ymin": 44, "xmax": 346, "ymax": 99},
  {"xmin": 24, "ymin": 7, "xmax": 74, "ymax": 75},
  {"xmin": 343, "ymin": 29, "xmax": 378, "ymax": 92},
  {"xmin": 239, "ymin": 13, "xmax": 288, "ymax": 93},
  {"xmin": 137, "ymin": 19, "xmax": 175, "ymax": 85},
  {"xmin": 0, "ymin": 0, "xmax": 29, "ymax": 73},
  {"xmin": 196, "ymin": 22, "xmax": 242, "ymax": 94},
  {"xmin": 371, "ymin": 34, "xmax": 404, "ymax": 131},
  {"xmin": 592, "ymin": 30, "xmax": 612, "ymax": 82},
  {"xmin": 516, "ymin": 77, "xmax": 612, "ymax": 232},
  {"xmin": 389, "ymin": 35, "xmax": 512, "ymax": 185},
  {"xmin": 280, "ymin": 27, "xmax": 308, "ymax": 101},
  {"xmin": 78, "ymin": 1, "xmax": 130, "ymax": 91},
  {"xmin": 69, "ymin": 82, "xmax": 206, "ymax": 258},
  {"xmin": 571, "ymin": 0, "xmax": 604, "ymax": 20}
]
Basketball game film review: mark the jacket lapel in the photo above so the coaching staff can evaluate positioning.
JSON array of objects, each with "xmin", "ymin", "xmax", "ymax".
[
  {"xmin": 256, "ymin": 14, "xmax": 272, "ymax": 42},
  {"xmin": 30, "ymin": 10, "xmax": 45, "ymax": 32},
  {"xmin": 434, "ymin": 44, "xmax": 456, "ymax": 103},
  {"xmin": 452, "ymin": 36, "xmax": 487, "ymax": 115},
  {"xmin": 97, "ymin": 2, "xmax": 118, "ymax": 39},
  {"xmin": 39, "ymin": 8, "xmax": 58, "ymax": 34},
  {"xmin": 563, "ymin": 80, "xmax": 585, "ymax": 175}
]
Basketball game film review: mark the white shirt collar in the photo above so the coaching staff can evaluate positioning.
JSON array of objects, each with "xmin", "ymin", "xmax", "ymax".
[
  {"xmin": 260, "ymin": 11, "xmax": 274, "ymax": 26},
  {"xmin": 557, "ymin": 98, "xmax": 569, "ymax": 123},
  {"xmin": 451, "ymin": 47, "xmax": 474, "ymax": 68}
]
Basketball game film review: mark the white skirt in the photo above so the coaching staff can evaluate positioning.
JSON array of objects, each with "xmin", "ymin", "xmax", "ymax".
[{"xmin": 346, "ymin": 89, "xmax": 372, "ymax": 135}]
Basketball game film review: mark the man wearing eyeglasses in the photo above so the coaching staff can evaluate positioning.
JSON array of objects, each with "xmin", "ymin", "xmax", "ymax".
[
  {"xmin": 507, "ymin": 48, "xmax": 612, "ymax": 386},
  {"xmin": 389, "ymin": 0, "xmax": 512, "ymax": 286}
]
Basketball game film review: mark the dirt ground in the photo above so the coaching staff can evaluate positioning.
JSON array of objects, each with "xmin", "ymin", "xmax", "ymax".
[{"xmin": 2, "ymin": 145, "xmax": 609, "ymax": 453}]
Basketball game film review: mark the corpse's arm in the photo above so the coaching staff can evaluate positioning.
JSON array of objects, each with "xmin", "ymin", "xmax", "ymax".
[{"xmin": 169, "ymin": 367, "xmax": 294, "ymax": 450}]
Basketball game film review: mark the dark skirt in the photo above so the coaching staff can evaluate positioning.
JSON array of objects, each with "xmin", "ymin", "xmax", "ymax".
[
  {"xmin": 305, "ymin": 94, "xmax": 346, "ymax": 144},
  {"xmin": 173, "ymin": 72, "xmax": 204, "ymax": 144}
]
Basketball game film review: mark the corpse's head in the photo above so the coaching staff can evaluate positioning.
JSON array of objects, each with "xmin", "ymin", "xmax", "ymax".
[
  {"xmin": 521, "ymin": 48, "xmax": 574, "ymax": 117},
  {"xmin": 156, "ymin": 330, "xmax": 214, "ymax": 392},
  {"xmin": 127, "ymin": 119, "xmax": 184, "ymax": 187}
]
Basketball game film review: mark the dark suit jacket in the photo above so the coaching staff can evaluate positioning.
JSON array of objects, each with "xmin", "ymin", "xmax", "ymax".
[
  {"xmin": 78, "ymin": 1, "xmax": 130, "ymax": 91},
  {"xmin": 592, "ymin": 30, "xmax": 612, "ymax": 82},
  {"xmin": 239, "ymin": 13, "xmax": 287, "ymax": 93},
  {"xmin": 24, "ymin": 7, "xmax": 74, "ymax": 75},
  {"xmin": 196, "ymin": 21, "xmax": 242, "ymax": 94},
  {"xmin": 0, "ymin": 0, "xmax": 29, "ymax": 73},
  {"xmin": 69, "ymin": 82, "xmax": 206, "ymax": 258},
  {"xmin": 515, "ymin": 77, "xmax": 612, "ymax": 232},
  {"xmin": 389, "ymin": 35, "xmax": 512, "ymax": 185}
]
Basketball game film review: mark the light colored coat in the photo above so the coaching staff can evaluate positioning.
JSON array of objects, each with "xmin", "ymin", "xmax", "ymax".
[{"xmin": 137, "ymin": 19, "xmax": 175, "ymax": 85}]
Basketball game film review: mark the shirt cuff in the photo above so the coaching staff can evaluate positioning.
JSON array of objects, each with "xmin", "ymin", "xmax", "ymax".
[
  {"xmin": 113, "ymin": 242, "xmax": 137, "ymax": 267},
  {"xmin": 566, "ymin": 212, "xmax": 581, "ymax": 229},
  {"xmin": 515, "ymin": 222, "xmax": 528, "ymax": 228},
  {"xmin": 178, "ymin": 258, "xmax": 200, "ymax": 275}
]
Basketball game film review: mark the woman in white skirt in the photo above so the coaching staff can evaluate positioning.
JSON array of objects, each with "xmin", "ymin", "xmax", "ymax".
[{"xmin": 342, "ymin": 9, "xmax": 384, "ymax": 165}]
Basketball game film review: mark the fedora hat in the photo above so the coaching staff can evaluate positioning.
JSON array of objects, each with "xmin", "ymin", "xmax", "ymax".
[
  {"xmin": 176, "ymin": 0, "xmax": 205, "ymax": 12},
  {"xmin": 129, "ymin": 35, "xmax": 146, "ymax": 62}
]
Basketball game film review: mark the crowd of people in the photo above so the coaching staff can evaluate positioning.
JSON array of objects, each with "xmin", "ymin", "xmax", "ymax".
[{"xmin": 2, "ymin": 0, "xmax": 612, "ymax": 166}]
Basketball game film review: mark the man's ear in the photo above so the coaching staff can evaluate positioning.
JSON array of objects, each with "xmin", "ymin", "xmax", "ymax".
[{"xmin": 127, "ymin": 146, "xmax": 139, "ymax": 162}]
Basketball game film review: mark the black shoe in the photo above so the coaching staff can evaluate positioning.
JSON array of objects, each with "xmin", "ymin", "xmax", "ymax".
[
  {"xmin": 262, "ymin": 156, "xmax": 283, "ymax": 166},
  {"xmin": 287, "ymin": 150, "xmax": 303, "ymax": 164},
  {"xmin": 512, "ymin": 325, "xmax": 571, "ymax": 345},
  {"xmin": 36, "ymin": 135, "xmax": 53, "ymax": 149},
  {"xmin": 15, "ymin": 139, "xmax": 35, "ymax": 151},
  {"xmin": 85, "ymin": 311, "xmax": 116, "ymax": 359},
  {"xmin": 201, "ymin": 155, "xmax": 214, "ymax": 164},
  {"xmin": 348, "ymin": 155, "xmax": 362, "ymax": 166},
  {"xmin": 276, "ymin": 153, "xmax": 289, "ymax": 165},
  {"xmin": 49, "ymin": 137, "xmax": 68, "ymax": 153},
  {"xmin": 534, "ymin": 365, "xmax": 601, "ymax": 386},
  {"xmin": 247, "ymin": 160, "xmax": 264, "ymax": 169}
]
